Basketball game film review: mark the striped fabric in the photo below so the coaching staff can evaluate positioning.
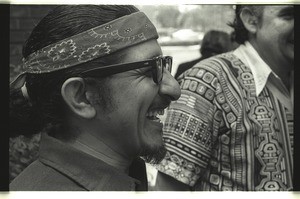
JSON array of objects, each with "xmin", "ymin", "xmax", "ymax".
[{"xmin": 156, "ymin": 52, "xmax": 293, "ymax": 191}]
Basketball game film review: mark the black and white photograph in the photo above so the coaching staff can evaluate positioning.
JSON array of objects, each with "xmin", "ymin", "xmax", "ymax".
[{"xmin": 5, "ymin": 1, "xmax": 298, "ymax": 198}]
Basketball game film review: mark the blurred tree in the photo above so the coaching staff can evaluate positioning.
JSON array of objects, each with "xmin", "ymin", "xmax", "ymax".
[
  {"xmin": 135, "ymin": 5, "xmax": 160, "ymax": 27},
  {"xmin": 179, "ymin": 5, "xmax": 234, "ymax": 32},
  {"xmin": 138, "ymin": 5, "xmax": 234, "ymax": 33},
  {"xmin": 155, "ymin": 6, "xmax": 181, "ymax": 28},
  {"xmin": 9, "ymin": 135, "xmax": 41, "ymax": 183}
]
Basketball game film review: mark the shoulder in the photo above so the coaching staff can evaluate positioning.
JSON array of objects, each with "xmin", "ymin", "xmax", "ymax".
[
  {"xmin": 180, "ymin": 52, "xmax": 242, "ymax": 82},
  {"xmin": 179, "ymin": 58, "xmax": 202, "ymax": 67},
  {"xmin": 10, "ymin": 160, "xmax": 86, "ymax": 191}
]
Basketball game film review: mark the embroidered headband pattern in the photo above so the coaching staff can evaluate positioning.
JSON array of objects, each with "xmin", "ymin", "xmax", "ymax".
[{"xmin": 23, "ymin": 12, "xmax": 159, "ymax": 74}]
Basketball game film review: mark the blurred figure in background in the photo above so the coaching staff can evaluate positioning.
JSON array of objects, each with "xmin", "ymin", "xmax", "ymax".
[
  {"xmin": 230, "ymin": 31, "xmax": 240, "ymax": 50},
  {"xmin": 174, "ymin": 30, "xmax": 233, "ymax": 79}
]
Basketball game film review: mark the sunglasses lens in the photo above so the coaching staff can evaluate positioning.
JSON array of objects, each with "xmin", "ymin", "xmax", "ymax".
[
  {"xmin": 152, "ymin": 56, "xmax": 172, "ymax": 84},
  {"xmin": 165, "ymin": 57, "xmax": 172, "ymax": 73},
  {"xmin": 155, "ymin": 58, "xmax": 163, "ymax": 83}
]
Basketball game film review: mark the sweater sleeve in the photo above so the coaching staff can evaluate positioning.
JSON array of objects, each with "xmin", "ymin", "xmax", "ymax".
[{"xmin": 156, "ymin": 59, "xmax": 226, "ymax": 187}]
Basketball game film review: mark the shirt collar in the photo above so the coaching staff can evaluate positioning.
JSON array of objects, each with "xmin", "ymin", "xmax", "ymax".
[
  {"xmin": 233, "ymin": 41, "xmax": 276, "ymax": 96},
  {"xmin": 39, "ymin": 132, "xmax": 148, "ymax": 191}
]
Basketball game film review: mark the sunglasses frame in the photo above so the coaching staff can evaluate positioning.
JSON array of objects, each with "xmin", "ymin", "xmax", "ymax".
[{"xmin": 80, "ymin": 55, "xmax": 173, "ymax": 84}]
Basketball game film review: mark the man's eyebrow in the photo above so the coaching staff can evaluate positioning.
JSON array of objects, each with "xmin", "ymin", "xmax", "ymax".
[{"xmin": 278, "ymin": 6, "xmax": 294, "ymax": 14}]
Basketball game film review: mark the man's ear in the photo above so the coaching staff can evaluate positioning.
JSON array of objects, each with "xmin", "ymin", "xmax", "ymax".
[
  {"xmin": 61, "ymin": 77, "xmax": 96, "ymax": 119},
  {"xmin": 240, "ymin": 8, "xmax": 259, "ymax": 34}
]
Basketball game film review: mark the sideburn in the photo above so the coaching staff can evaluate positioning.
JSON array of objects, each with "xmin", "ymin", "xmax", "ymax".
[{"xmin": 84, "ymin": 77, "xmax": 116, "ymax": 114}]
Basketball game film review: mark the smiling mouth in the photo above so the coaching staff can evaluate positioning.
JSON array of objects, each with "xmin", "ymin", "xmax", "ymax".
[{"xmin": 146, "ymin": 109, "xmax": 165, "ymax": 123}]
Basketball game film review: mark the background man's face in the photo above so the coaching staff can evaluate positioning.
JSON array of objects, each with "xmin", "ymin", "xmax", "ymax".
[
  {"xmin": 255, "ymin": 6, "xmax": 294, "ymax": 70},
  {"xmin": 92, "ymin": 40, "xmax": 180, "ymax": 161}
]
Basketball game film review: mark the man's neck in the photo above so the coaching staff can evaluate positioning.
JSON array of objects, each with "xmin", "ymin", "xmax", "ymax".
[
  {"xmin": 249, "ymin": 40, "xmax": 293, "ymax": 90},
  {"xmin": 63, "ymin": 131, "xmax": 133, "ymax": 174}
]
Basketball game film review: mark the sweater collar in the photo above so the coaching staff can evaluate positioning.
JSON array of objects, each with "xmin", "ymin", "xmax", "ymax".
[
  {"xmin": 233, "ymin": 41, "xmax": 274, "ymax": 97},
  {"xmin": 39, "ymin": 133, "xmax": 148, "ymax": 191}
]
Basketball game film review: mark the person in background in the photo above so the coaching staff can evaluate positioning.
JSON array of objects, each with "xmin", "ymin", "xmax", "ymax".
[
  {"xmin": 9, "ymin": 5, "xmax": 180, "ymax": 191},
  {"xmin": 174, "ymin": 30, "xmax": 233, "ymax": 79},
  {"xmin": 155, "ymin": 5, "xmax": 294, "ymax": 191},
  {"xmin": 230, "ymin": 31, "xmax": 240, "ymax": 50}
]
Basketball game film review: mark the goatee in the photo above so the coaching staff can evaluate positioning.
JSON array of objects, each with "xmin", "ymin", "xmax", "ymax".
[{"xmin": 141, "ymin": 144, "xmax": 167, "ymax": 164}]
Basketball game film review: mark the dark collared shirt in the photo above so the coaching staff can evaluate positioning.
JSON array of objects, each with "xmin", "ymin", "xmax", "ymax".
[{"xmin": 10, "ymin": 133, "xmax": 148, "ymax": 191}]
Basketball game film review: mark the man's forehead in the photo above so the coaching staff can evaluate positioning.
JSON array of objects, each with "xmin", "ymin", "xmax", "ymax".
[{"xmin": 120, "ymin": 39, "xmax": 162, "ymax": 63}]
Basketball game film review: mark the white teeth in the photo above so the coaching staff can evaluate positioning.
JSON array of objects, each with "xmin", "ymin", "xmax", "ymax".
[
  {"xmin": 146, "ymin": 109, "xmax": 164, "ymax": 123},
  {"xmin": 159, "ymin": 110, "xmax": 165, "ymax": 115},
  {"xmin": 146, "ymin": 109, "xmax": 165, "ymax": 118}
]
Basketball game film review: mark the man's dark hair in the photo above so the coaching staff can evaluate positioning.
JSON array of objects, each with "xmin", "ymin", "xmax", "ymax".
[{"xmin": 10, "ymin": 5, "xmax": 139, "ymax": 137}]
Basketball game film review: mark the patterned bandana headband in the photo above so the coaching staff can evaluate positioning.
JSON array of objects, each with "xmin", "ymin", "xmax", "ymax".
[
  {"xmin": 10, "ymin": 11, "xmax": 158, "ymax": 101},
  {"xmin": 22, "ymin": 11, "xmax": 159, "ymax": 74}
]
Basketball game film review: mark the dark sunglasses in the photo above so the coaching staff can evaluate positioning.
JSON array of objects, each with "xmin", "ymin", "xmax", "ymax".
[{"xmin": 80, "ymin": 55, "xmax": 173, "ymax": 84}]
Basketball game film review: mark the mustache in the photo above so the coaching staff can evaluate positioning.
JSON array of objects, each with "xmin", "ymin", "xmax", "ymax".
[{"xmin": 149, "ymin": 96, "xmax": 172, "ymax": 111}]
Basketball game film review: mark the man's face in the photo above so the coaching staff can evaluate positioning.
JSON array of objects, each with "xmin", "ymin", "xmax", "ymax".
[
  {"xmin": 93, "ymin": 40, "xmax": 181, "ymax": 162},
  {"xmin": 254, "ymin": 6, "xmax": 294, "ymax": 70}
]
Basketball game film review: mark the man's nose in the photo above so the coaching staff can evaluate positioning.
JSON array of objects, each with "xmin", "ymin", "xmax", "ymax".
[{"xmin": 158, "ymin": 70, "xmax": 181, "ymax": 101}]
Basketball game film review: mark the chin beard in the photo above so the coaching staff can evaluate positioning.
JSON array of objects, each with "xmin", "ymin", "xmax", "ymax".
[{"xmin": 141, "ymin": 144, "xmax": 167, "ymax": 164}]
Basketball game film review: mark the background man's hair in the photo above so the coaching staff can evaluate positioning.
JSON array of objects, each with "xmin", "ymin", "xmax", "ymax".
[{"xmin": 228, "ymin": 5, "xmax": 264, "ymax": 44}]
